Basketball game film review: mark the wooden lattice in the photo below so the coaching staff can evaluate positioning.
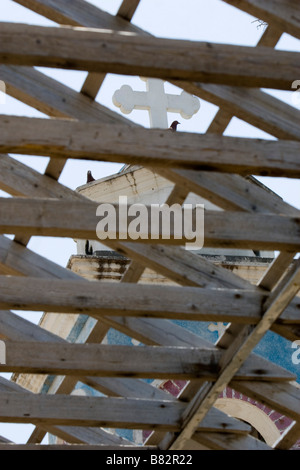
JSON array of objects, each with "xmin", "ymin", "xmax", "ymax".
[{"xmin": 0, "ymin": 0, "xmax": 299, "ymax": 451}]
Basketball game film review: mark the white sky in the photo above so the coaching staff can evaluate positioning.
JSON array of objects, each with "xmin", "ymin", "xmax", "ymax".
[{"xmin": 0, "ymin": 0, "xmax": 300, "ymax": 443}]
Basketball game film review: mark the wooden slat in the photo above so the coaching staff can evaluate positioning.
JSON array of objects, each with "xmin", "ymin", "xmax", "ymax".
[
  {"xmin": 117, "ymin": 0, "xmax": 141, "ymax": 21},
  {"xmin": 0, "ymin": 377, "xmax": 133, "ymax": 445},
  {"xmin": 0, "ymin": 341, "xmax": 294, "ymax": 381},
  {"xmin": 222, "ymin": 0, "xmax": 300, "ymax": 40},
  {"xmin": 0, "ymin": 23, "xmax": 298, "ymax": 89},
  {"xmin": 1, "ymin": 117, "xmax": 300, "ymax": 177},
  {"xmin": 0, "ymin": 235, "xmax": 83, "ymax": 279},
  {"xmin": 0, "ymin": 65, "xmax": 130, "ymax": 125},
  {"xmin": 0, "ymin": 274, "xmax": 298, "ymax": 325},
  {"xmin": 0, "ymin": 154, "xmax": 85, "ymax": 200},
  {"xmin": 1, "ymin": 198, "xmax": 300, "ymax": 251},
  {"xmin": 0, "ymin": 391, "xmax": 185, "ymax": 430},
  {"xmin": 0, "ymin": 275, "xmax": 266, "ymax": 322},
  {"xmin": 256, "ymin": 25, "xmax": 282, "ymax": 47}
]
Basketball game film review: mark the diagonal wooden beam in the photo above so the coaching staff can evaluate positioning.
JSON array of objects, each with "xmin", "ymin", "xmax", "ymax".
[
  {"xmin": 0, "ymin": 23, "xmax": 298, "ymax": 90},
  {"xmin": 114, "ymin": 242, "xmax": 254, "ymax": 290},
  {"xmin": 117, "ymin": 0, "xmax": 141, "ymax": 21},
  {"xmin": 0, "ymin": 65, "xmax": 131, "ymax": 125},
  {"xmin": 0, "ymin": 234, "xmax": 83, "ymax": 279},
  {"xmin": 222, "ymin": 0, "xmax": 300, "ymax": 40},
  {"xmin": 0, "ymin": 154, "xmax": 85, "ymax": 201},
  {"xmin": 180, "ymin": 82, "xmax": 300, "ymax": 141},
  {"xmin": 167, "ymin": 259, "xmax": 300, "ymax": 449},
  {"xmin": 13, "ymin": 0, "xmax": 142, "ymax": 30}
]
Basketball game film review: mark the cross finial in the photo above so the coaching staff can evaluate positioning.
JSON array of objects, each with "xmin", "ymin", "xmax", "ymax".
[{"xmin": 112, "ymin": 77, "xmax": 200, "ymax": 129}]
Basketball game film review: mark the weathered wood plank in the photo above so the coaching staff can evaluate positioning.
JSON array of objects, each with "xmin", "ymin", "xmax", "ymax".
[
  {"xmin": 0, "ymin": 154, "xmax": 85, "ymax": 201},
  {"xmin": 0, "ymin": 23, "xmax": 298, "ymax": 89},
  {"xmin": 0, "ymin": 65, "xmax": 130, "ymax": 125},
  {"xmin": 256, "ymin": 25, "xmax": 282, "ymax": 47},
  {"xmin": 0, "ymin": 377, "xmax": 133, "ymax": 445},
  {"xmin": 1, "ymin": 198, "xmax": 300, "ymax": 251},
  {"xmin": 0, "ymin": 341, "xmax": 294, "ymax": 381},
  {"xmin": 0, "ymin": 276, "xmax": 266, "ymax": 322},
  {"xmin": 0, "ymin": 235, "xmax": 83, "ymax": 279},
  {"xmin": 1, "ymin": 116, "xmax": 300, "ymax": 177},
  {"xmin": 0, "ymin": 391, "xmax": 186, "ymax": 430},
  {"xmin": 223, "ymin": 0, "xmax": 300, "ymax": 40},
  {"xmin": 117, "ymin": 0, "xmax": 141, "ymax": 21},
  {"xmin": 0, "ymin": 274, "xmax": 297, "ymax": 326}
]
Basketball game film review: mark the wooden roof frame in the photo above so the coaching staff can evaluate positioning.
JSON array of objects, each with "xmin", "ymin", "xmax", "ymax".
[{"xmin": 0, "ymin": 0, "xmax": 299, "ymax": 450}]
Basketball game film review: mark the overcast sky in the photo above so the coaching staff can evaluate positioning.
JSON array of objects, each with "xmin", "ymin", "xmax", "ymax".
[{"xmin": 0, "ymin": 0, "xmax": 300, "ymax": 443}]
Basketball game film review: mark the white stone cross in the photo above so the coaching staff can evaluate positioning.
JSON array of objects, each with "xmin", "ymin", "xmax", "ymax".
[{"xmin": 112, "ymin": 77, "xmax": 200, "ymax": 129}]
